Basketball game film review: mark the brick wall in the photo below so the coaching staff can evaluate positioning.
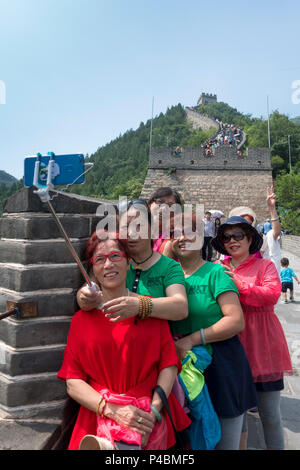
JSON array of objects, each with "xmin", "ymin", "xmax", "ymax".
[{"xmin": 141, "ymin": 168, "xmax": 273, "ymax": 222}]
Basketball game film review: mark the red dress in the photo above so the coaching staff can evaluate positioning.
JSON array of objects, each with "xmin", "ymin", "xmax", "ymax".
[
  {"xmin": 57, "ymin": 309, "xmax": 190, "ymax": 450},
  {"xmin": 221, "ymin": 256, "xmax": 293, "ymax": 383}
]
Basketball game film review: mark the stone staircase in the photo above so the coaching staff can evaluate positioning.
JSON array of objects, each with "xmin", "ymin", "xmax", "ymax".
[{"xmin": 0, "ymin": 188, "xmax": 108, "ymax": 425}]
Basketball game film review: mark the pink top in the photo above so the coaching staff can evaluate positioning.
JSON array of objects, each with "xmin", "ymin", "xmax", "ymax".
[{"xmin": 221, "ymin": 256, "xmax": 293, "ymax": 382}]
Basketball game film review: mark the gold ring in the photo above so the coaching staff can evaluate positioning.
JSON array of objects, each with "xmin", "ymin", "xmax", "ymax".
[{"xmin": 138, "ymin": 417, "xmax": 143, "ymax": 424}]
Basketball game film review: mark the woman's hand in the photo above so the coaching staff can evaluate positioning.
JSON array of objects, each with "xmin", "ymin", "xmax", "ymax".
[
  {"xmin": 222, "ymin": 266, "xmax": 243, "ymax": 290},
  {"xmin": 266, "ymin": 184, "xmax": 277, "ymax": 211},
  {"xmin": 104, "ymin": 402, "xmax": 155, "ymax": 436},
  {"xmin": 102, "ymin": 295, "xmax": 139, "ymax": 322},
  {"xmin": 174, "ymin": 335, "xmax": 195, "ymax": 361},
  {"xmin": 77, "ymin": 283, "xmax": 104, "ymax": 311}
]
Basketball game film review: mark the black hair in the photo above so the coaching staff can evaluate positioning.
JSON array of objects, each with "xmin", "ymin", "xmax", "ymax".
[
  {"xmin": 281, "ymin": 257, "xmax": 289, "ymax": 267},
  {"xmin": 148, "ymin": 187, "xmax": 182, "ymax": 206}
]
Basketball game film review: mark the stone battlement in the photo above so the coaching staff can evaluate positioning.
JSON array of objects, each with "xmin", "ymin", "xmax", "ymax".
[{"xmin": 149, "ymin": 146, "xmax": 271, "ymax": 171}]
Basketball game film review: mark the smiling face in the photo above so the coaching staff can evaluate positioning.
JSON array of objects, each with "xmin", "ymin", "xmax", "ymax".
[
  {"xmin": 119, "ymin": 207, "xmax": 152, "ymax": 257},
  {"xmin": 92, "ymin": 239, "xmax": 129, "ymax": 289},
  {"xmin": 171, "ymin": 214, "xmax": 204, "ymax": 260},
  {"xmin": 221, "ymin": 225, "xmax": 252, "ymax": 259}
]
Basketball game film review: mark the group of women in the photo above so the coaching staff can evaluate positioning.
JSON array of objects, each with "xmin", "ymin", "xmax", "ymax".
[{"xmin": 57, "ymin": 186, "xmax": 293, "ymax": 451}]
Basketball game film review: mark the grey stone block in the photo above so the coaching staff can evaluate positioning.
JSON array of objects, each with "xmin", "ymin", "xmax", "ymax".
[
  {"xmin": 0, "ymin": 418, "xmax": 62, "ymax": 450},
  {"xmin": 0, "ymin": 238, "xmax": 87, "ymax": 264},
  {"xmin": 3, "ymin": 186, "xmax": 116, "ymax": 215},
  {"xmin": 0, "ymin": 215, "xmax": 91, "ymax": 239},
  {"xmin": 0, "ymin": 263, "xmax": 84, "ymax": 292},
  {"xmin": 0, "ymin": 373, "xmax": 67, "ymax": 408},
  {"xmin": 0, "ymin": 345, "xmax": 66, "ymax": 376},
  {"xmin": 0, "ymin": 317, "xmax": 71, "ymax": 348},
  {"xmin": 0, "ymin": 288, "xmax": 77, "ymax": 318}
]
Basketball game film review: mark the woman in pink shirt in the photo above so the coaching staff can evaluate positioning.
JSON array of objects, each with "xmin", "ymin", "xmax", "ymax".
[{"xmin": 211, "ymin": 216, "xmax": 292, "ymax": 450}]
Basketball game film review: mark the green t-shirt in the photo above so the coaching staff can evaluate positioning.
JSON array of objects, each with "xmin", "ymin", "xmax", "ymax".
[
  {"xmin": 171, "ymin": 262, "xmax": 239, "ymax": 337},
  {"xmin": 126, "ymin": 254, "xmax": 185, "ymax": 298}
]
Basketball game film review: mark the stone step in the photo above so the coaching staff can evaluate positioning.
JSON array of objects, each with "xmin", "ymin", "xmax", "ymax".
[
  {"xmin": 0, "ymin": 316, "xmax": 71, "ymax": 348},
  {"xmin": 0, "ymin": 262, "xmax": 85, "ymax": 292},
  {"xmin": 0, "ymin": 214, "xmax": 91, "ymax": 240},
  {"xmin": 0, "ymin": 371, "xmax": 67, "ymax": 408},
  {"xmin": 2, "ymin": 186, "xmax": 114, "ymax": 215},
  {"xmin": 0, "ymin": 341, "xmax": 66, "ymax": 376},
  {"xmin": 0, "ymin": 238, "xmax": 87, "ymax": 265},
  {"xmin": 0, "ymin": 287, "xmax": 77, "ymax": 318},
  {"xmin": 0, "ymin": 399, "xmax": 68, "ymax": 420}
]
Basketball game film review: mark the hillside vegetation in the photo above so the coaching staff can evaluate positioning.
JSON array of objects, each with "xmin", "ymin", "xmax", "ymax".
[{"xmin": 1, "ymin": 102, "xmax": 299, "ymax": 233}]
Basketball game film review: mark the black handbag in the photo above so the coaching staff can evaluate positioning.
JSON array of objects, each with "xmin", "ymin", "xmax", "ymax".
[{"xmin": 153, "ymin": 385, "xmax": 189, "ymax": 450}]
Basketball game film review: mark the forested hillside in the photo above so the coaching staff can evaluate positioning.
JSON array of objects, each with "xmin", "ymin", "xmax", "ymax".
[
  {"xmin": 1, "ymin": 102, "xmax": 299, "ymax": 233},
  {"xmin": 0, "ymin": 170, "xmax": 17, "ymax": 186}
]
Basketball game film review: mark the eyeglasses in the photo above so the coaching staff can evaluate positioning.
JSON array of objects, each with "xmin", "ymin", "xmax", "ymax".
[
  {"xmin": 90, "ymin": 251, "xmax": 126, "ymax": 265},
  {"xmin": 153, "ymin": 199, "xmax": 175, "ymax": 208},
  {"xmin": 221, "ymin": 231, "xmax": 246, "ymax": 244},
  {"xmin": 117, "ymin": 199, "xmax": 148, "ymax": 213}
]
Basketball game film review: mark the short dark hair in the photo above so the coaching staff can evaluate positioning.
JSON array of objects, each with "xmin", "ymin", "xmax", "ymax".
[
  {"xmin": 281, "ymin": 257, "xmax": 289, "ymax": 267},
  {"xmin": 148, "ymin": 187, "xmax": 182, "ymax": 206},
  {"xmin": 86, "ymin": 230, "xmax": 129, "ymax": 261}
]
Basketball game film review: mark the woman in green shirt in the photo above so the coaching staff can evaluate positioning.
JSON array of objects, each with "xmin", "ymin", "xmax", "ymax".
[
  {"xmin": 170, "ymin": 214, "xmax": 257, "ymax": 450},
  {"xmin": 77, "ymin": 199, "xmax": 188, "ymax": 321}
]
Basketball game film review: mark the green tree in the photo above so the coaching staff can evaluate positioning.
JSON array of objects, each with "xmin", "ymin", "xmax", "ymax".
[{"xmin": 275, "ymin": 171, "xmax": 300, "ymax": 235}]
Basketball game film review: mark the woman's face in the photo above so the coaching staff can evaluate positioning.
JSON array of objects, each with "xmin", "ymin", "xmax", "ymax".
[
  {"xmin": 171, "ymin": 224, "xmax": 204, "ymax": 260},
  {"xmin": 92, "ymin": 239, "xmax": 129, "ymax": 289},
  {"xmin": 119, "ymin": 207, "xmax": 152, "ymax": 256},
  {"xmin": 221, "ymin": 226, "xmax": 252, "ymax": 259},
  {"xmin": 150, "ymin": 195, "xmax": 177, "ymax": 235}
]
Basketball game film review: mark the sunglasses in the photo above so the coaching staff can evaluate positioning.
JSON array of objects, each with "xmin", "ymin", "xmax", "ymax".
[
  {"xmin": 221, "ymin": 231, "xmax": 246, "ymax": 244},
  {"xmin": 90, "ymin": 251, "xmax": 126, "ymax": 265}
]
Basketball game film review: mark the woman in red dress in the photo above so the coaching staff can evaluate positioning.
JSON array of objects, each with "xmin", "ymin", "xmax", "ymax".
[
  {"xmin": 57, "ymin": 231, "xmax": 190, "ymax": 450},
  {"xmin": 211, "ymin": 216, "xmax": 293, "ymax": 450}
]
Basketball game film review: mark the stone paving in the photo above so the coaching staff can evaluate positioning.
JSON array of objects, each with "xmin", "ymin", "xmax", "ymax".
[{"xmin": 247, "ymin": 248, "xmax": 300, "ymax": 450}]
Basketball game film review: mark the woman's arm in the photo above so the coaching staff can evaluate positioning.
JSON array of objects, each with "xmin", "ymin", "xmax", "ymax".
[
  {"xmin": 102, "ymin": 284, "xmax": 188, "ymax": 322},
  {"xmin": 224, "ymin": 262, "xmax": 281, "ymax": 307},
  {"xmin": 175, "ymin": 291, "xmax": 244, "ymax": 360},
  {"xmin": 66, "ymin": 378, "xmax": 155, "ymax": 436},
  {"xmin": 141, "ymin": 365, "xmax": 178, "ymax": 448}
]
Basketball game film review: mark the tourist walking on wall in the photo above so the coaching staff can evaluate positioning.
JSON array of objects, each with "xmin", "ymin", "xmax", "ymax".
[
  {"xmin": 280, "ymin": 257, "xmax": 300, "ymax": 303},
  {"xmin": 212, "ymin": 216, "xmax": 293, "ymax": 450},
  {"xmin": 261, "ymin": 186, "xmax": 282, "ymax": 275},
  {"xmin": 202, "ymin": 211, "xmax": 214, "ymax": 261}
]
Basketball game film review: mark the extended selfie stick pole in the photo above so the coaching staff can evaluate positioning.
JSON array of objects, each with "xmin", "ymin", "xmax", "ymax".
[{"xmin": 32, "ymin": 153, "xmax": 97, "ymax": 291}]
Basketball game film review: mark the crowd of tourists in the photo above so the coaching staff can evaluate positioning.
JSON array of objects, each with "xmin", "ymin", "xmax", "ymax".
[
  {"xmin": 204, "ymin": 122, "xmax": 244, "ymax": 156},
  {"xmin": 57, "ymin": 185, "xmax": 293, "ymax": 451}
]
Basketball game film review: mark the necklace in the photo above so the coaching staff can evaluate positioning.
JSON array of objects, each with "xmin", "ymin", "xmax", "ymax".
[
  {"xmin": 183, "ymin": 258, "xmax": 205, "ymax": 277},
  {"xmin": 229, "ymin": 260, "xmax": 237, "ymax": 271},
  {"xmin": 131, "ymin": 250, "xmax": 154, "ymax": 269}
]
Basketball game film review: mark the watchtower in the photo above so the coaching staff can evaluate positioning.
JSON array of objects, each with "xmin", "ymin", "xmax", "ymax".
[{"xmin": 197, "ymin": 93, "xmax": 217, "ymax": 106}]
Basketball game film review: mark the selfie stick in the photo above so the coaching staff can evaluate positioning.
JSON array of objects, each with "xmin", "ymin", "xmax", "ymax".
[{"xmin": 32, "ymin": 152, "xmax": 98, "ymax": 292}]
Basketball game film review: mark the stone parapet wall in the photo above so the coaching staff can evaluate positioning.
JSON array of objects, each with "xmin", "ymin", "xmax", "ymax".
[
  {"xmin": 0, "ymin": 187, "xmax": 113, "ymax": 421},
  {"xmin": 282, "ymin": 235, "xmax": 300, "ymax": 259},
  {"xmin": 141, "ymin": 168, "xmax": 273, "ymax": 222},
  {"xmin": 148, "ymin": 146, "xmax": 271, "ymax": 171},
  {"xmin": 185, "ymin": 107, "xmax": 219, "ymax": 132}
]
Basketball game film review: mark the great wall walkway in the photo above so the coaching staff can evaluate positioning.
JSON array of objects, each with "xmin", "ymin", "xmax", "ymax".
[{"xmin": 247, "ymin": 243, "xmax": 300, "ymax": 450}]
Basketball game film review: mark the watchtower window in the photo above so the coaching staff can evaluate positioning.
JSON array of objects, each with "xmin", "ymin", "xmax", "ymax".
[
  {"xmin": 158, "ymin": 160, "xmax": 162, "ymax": 164},
  {"xmin": 190, "ymin": 160, "xmax": 194, "ymax": 164}
]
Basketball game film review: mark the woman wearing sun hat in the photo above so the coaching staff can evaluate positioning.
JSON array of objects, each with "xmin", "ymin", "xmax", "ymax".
[{"xmin": 211, "ymin": 216, "xmax": 293, "ymax": 450}]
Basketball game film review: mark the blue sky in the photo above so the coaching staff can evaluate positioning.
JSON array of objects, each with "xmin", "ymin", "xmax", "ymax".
[{"xmin": 0, "ymin": 0, "xmax": 300, "ymax": 179}]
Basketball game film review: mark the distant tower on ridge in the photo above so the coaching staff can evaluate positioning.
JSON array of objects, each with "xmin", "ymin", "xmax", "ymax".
[{"xmin": 197, "ymin": 93, "xmax": 217, "ymax": 106}]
